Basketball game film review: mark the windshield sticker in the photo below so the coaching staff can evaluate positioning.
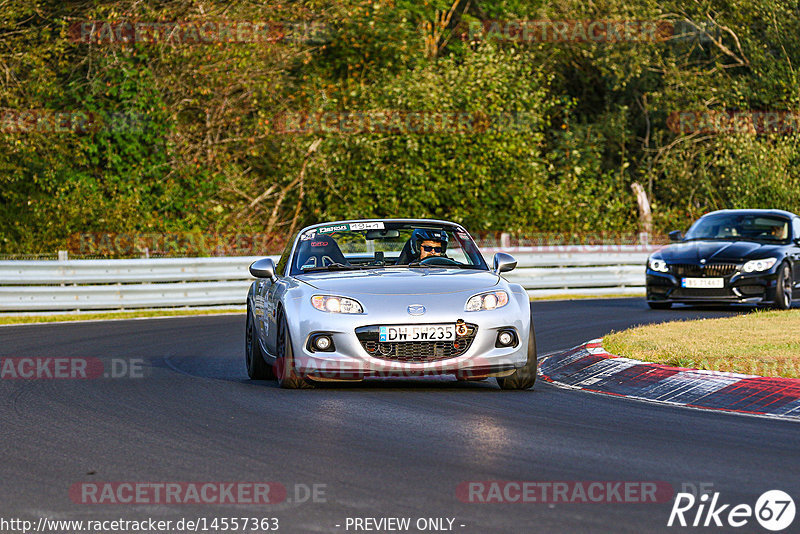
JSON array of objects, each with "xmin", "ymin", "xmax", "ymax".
[
  {"xmin": 349, "ymin": 222, "xmax": 385, "ymax": 231},
  {"xmin": 317, "ymin": 222, "xmax": 385, "ymax": 234},
  {"xmin": 300, "ymin": 230, "xmax": 317, "ymax": 241},
  {"xmin": 317, "ymin": 224, "xmax": 350, "ymax": 234}
]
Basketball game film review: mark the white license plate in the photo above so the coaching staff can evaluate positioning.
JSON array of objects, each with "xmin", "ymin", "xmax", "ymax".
[
  {"xmin": 682, "ymin": 277, "xmax": 724, "ymax": 288},
  {"xmin": 379, "ymin": 324, "xmax": 455, "ymax": 342}
]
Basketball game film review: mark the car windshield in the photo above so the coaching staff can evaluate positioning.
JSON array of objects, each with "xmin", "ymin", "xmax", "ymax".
[
  {"xmin": 290, "ymin": 222, "xmax": 488, "ymax": 275},
  {"xmin": 684, "ymin": 214, "xmax": 790, "ymax": 243}
]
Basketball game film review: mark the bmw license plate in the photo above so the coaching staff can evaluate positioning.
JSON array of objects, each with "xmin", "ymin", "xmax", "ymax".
[
  {"xmin": 379, "ymin": 324, "xmax": 455, "ymax": 342},
  {"xmin": 682, "ymin": 277, "xmax": 724, "ymax": 288}
]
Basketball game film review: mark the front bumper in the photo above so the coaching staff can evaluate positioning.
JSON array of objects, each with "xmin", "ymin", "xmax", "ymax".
[
  {"xmin": 646, "ymin": 268, "xmax": 781, "ymax": 304},
  {"xmin": 284, "ymin": 292, "xmax": 531, "ymax": 380}
]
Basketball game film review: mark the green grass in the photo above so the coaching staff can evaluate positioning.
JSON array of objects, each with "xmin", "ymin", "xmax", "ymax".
[
  {"xmin": 0, "ymin": 308, "xmax": 245, "ymax": 326},
  {"xmin": 604, "ymin": 309, "xmax": 800, "ymax": 378}
]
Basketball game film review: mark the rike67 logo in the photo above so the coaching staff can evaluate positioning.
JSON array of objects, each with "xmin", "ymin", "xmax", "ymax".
[{"xmin": 668, "ymin": 490, "xmax": 795, "ymax": 531}]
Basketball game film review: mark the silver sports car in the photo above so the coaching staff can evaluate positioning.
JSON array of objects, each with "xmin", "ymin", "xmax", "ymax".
[{"xmin": 245, "ymin": 219, "xmax": 536, "ymax": 389}]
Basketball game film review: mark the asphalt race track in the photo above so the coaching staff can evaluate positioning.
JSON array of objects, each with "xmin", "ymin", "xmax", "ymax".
[{"xmin": 1, "ymin": 298, "xmax": 798, "ymax": 534}]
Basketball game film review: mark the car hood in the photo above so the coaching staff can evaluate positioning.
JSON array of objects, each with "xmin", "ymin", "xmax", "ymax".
[
  {"xmin": 297, "ymin": 268, "xmax": 500, "ymax": 296},
  {"xmin": 657, "ymin": 240, "xmax": 784, "ymax": 263}
]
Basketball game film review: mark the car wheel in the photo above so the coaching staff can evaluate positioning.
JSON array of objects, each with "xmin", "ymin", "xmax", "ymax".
[
  {"xmin": 496, "ymin": 318, "xmax": 537, "ymax": 391},
  {"xmin": 647, "ymin": 301, "xmax": 672, "ymax": 309},
  {"xmin": 246, "ymin": 308, "xmax": 274, "ymax": 380},
  {"xmin": 275, "ymin": 311, "xmax": 314, "ymax": 389},
  {"xmin": 772, "ymin": 263, "xmax": 793, "ymax": 310}
]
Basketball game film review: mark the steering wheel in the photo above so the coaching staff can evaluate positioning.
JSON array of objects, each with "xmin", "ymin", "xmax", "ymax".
[{"xmin": 419, "ymin": 256, "xmax": 460, "ymax": 266}]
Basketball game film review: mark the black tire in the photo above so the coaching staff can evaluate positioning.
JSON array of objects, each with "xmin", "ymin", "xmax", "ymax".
[
  {"xmin": 647, "ymin": 301, "xmax": 672, "ymax": 309},
  {"xmin": 246, "ymin": 308, "xmax": 274, "ymax": 380},
  {"xmin": 772, "ymin": 263, "xmax": 793, "ymax": 310},
  {"xmin": 496, "ymin": 319, "xmax": 537, "ymax": 390},
  {"xmin": 275, "ymin": 311, "xmax": 314, "ymax": 389}
]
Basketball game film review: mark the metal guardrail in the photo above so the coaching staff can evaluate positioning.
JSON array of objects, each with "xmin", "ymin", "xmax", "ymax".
[{"xmin": 0, "ymin": 247, "xmax": 659, "ymax": 311}]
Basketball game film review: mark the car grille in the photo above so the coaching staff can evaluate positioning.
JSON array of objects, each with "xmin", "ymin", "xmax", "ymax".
[
  {"xmin": 355, "ymin": 323, "xmax": 478, "ymax": 363},
  {"xmin": 671, "ymin": 288, "xmax": 732, "ymax": 298},
  {"xmin": 670, "ymin": 263, "xmax": 739, "ymax": 277}
]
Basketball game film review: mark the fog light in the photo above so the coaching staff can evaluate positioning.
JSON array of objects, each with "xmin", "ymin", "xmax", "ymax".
[
  {"xmin": 314, "ymin": 335, "xmax": 332, "ymax": 351},
  {"xmin": 307, "ymin": 333, "xmax": 335, "ymax": 353},
  {"xmin": 498, "ymin": 332, "xmax": 514, "ymax": 346}
]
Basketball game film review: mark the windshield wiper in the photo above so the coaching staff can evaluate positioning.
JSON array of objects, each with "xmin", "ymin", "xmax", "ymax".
[
  {"xmin": 301, "ymin": 263, "xmax": 361, "ymax": 272},
  {"xmin": 398, "ymin": 261, "xmax": 479, "ymax": 269}
]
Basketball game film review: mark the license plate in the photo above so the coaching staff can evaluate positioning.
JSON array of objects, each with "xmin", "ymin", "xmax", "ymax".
[
  {"xmin": 379, "ymin": 324, "xmax": 455, "ymax": 342},
  {"xmin": 682, "ymin": 277, "xmax": 724, "ymax": 288}
]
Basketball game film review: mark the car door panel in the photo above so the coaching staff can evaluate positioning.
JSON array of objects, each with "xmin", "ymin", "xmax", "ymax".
[
  {"xmin": 792, "ymin": 218, "xmax": 800, "ymax": 294},
  {"xmin": 265, "ymin": 280, "xmax": 283, "ymax": 356}
]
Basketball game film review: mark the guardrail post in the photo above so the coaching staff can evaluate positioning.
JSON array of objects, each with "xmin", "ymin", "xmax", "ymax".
[{"xmin": 58, "ymin": 250, "xmax": 68, "ymax": 261}]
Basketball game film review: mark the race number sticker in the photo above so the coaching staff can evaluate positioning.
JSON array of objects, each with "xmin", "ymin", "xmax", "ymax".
[{"xmin": 349, "ymin": 222, "xmax": 384, "ymax": 231}]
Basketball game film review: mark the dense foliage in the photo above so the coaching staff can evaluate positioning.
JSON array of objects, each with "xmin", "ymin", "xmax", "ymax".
[{"xmin": 1, "ymin": 0, "xmax": 799, "ymax": 254}]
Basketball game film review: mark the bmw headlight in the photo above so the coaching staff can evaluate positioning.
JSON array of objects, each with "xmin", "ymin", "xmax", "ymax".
[
  {"xmin": 465, "ymin": 290, "xmax": 509, "ymax": 311},
  {"xmin": 311, "ymin": 295, "xmax": 364, "ymax": 314},
  {"xmin": 742, "ymin": 258, "xmax": 778, "ymax": 273},
  {"xmin": 648, "ymin": 257, "xmax": 669, "ymax": 273}
]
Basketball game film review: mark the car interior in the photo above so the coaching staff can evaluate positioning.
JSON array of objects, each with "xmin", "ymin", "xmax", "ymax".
[{"xmin": 294, "ymin": 228, "xmax": 475, "ymax": 271}]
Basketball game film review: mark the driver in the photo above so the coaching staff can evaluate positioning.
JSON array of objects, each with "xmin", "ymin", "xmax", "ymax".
[
  {"xmin": 409, "ymin": 228, "xmax": 449, "ymax": 261},
  {"xmin": 769, "ymin": 224, "xmax": 787, "ymax": 239}
]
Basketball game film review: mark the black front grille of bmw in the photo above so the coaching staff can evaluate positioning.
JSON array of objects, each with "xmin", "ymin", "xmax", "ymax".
[
  {"xmin": 355, "ymin": 323, "xmax": 478, "ymax": 363},
  {"xmin": 671, "ymin": 288, "xmax": 732, "ymax": 298},
  {"xmin": 670, "ymin": 263, "xmax": 739, "ymax": 277}
]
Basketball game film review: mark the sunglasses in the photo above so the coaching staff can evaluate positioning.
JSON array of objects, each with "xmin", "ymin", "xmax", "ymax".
[{"xmin": 421, "ymin": 245, "xmax": 443, "ymax": 253}]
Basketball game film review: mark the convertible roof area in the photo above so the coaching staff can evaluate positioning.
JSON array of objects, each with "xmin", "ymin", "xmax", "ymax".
[
  {"xmin": 301, "ymin": 218, "xmax": 464, "ymax": 231},
  {"xmin": 705, "ymin": 209, "xmax": 797, "ymax": 219}
]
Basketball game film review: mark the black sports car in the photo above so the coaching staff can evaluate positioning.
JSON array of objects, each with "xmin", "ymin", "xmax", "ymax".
[{"xmin": 646, "ymin": 209, "xmax": 800, "ymax": 309}]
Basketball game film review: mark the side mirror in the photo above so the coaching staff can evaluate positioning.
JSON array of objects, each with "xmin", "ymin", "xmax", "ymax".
[
  {"xmin": 493, "ymin": 252, "xmax": 517, "ymax": 274},
  {"xmin": 249, "ymin": 258, "xmax": 276, "ymax": 280},
  {"xmin": 668, "ymin": 230, "xmax": 683, "ymax": 242}
]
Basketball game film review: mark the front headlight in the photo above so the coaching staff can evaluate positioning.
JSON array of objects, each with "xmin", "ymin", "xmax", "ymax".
[
  {"xmin": 648, "ymin": 257, "xmax": 669, "ymax": 273},
  {"xmin": 311, "ymin": 295, "xmax": 364, "ymax": 314},
  {"xmin": 465, "ymin": 290, "xmax": 509, "ymax": 311},
  {"xmin": 742, "ymin": 258, "xmax": 778, "ymax": 273}
]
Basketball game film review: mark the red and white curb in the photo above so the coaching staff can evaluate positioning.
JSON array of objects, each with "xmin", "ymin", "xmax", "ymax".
[{"xmin": 539, "ymin": 339, "xmax": 800, "ymax": 420}]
